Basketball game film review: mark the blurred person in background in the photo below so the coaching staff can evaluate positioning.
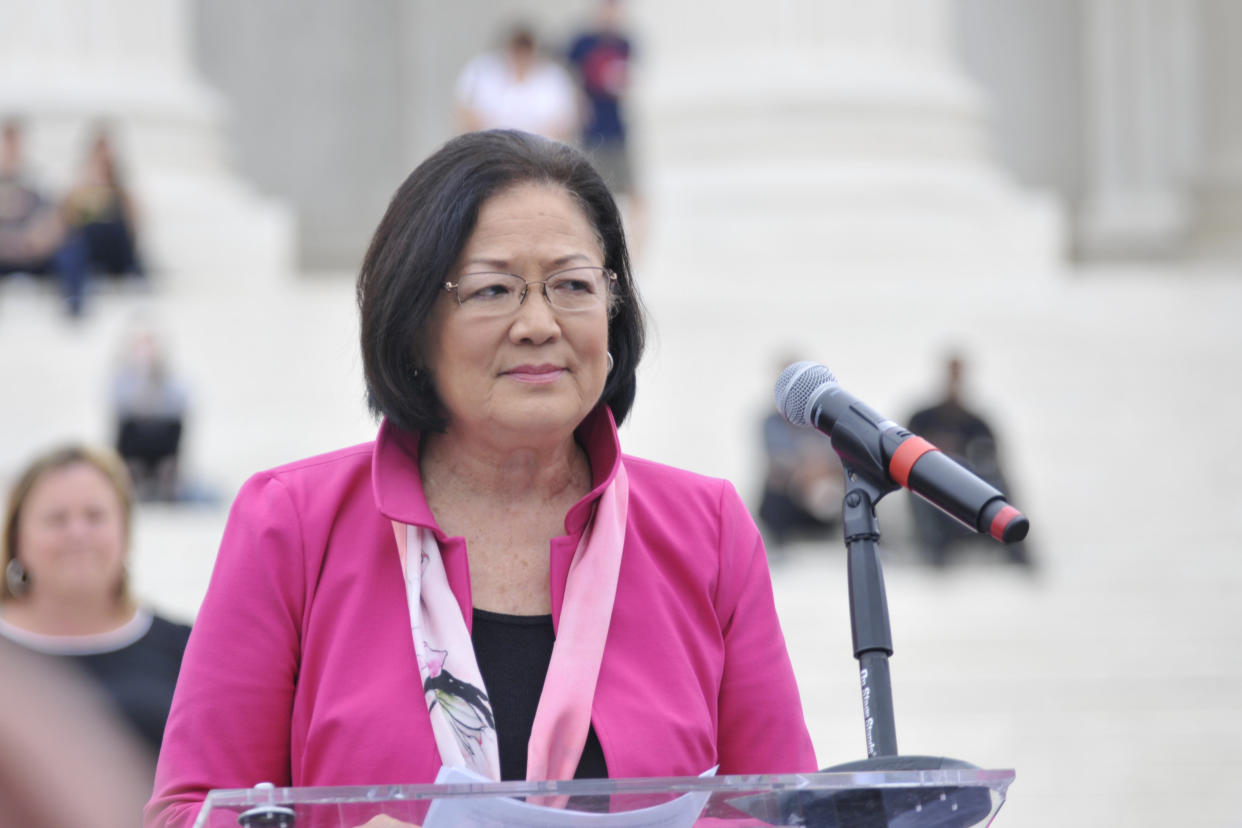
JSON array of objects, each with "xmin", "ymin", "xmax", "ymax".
[
  {"xmin": 0, "ymin": 636, "xmax": 153, "ymax": 828},
  {"xmin": 757, "ymin": 402, "xmax": 845, "ymax": 551},
  {"xmin": 566, "ymin": 0, "xmax": 645, "ymax": 247},
  {"xmin": 455, "ymin": 24, "xmax": 579, "ymax": 142},
  {"xmin": 0, "ymin": 117, "xmax": 88, "ymax": 317},
  {"xmin": 147, "ymin": 129, "xmax": 815, "ymax": 828},
  {"xmin": 0, "ymin": 445, "xmax": 192, "ymax": 764},
  {"xmin": 906, "ymin": 353, "xmax": 1033, "ymax": 569},
  {"xmin": 62, "ymin": 125, "xmax": 146, "ymax": 287},
  {"xmin": 111, "ymin": 325, "xmax": 190, "ymax": 502}
]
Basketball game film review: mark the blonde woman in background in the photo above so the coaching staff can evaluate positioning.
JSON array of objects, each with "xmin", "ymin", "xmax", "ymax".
[{"xmin": 0, "ymin": 444, "xmax": 190, "ymax": 762}]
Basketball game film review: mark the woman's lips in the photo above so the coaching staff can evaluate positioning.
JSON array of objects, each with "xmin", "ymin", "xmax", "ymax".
[{"xmin": 505, "ymin": 364, "xmax": 565, "ymax": 384}]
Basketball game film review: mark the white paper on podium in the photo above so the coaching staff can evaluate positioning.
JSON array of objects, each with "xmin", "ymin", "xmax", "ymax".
[{"xmin": 422, "ymin": 766, "xmax": 717, "ymax": 828}]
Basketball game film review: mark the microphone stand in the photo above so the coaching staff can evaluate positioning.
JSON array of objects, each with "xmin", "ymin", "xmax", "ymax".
[
  {"xmin": 838, "ymin": 471, "xmax": 899, "ymax": 759},
  {"xmin": 764, "ymin": 363, "xmax": 1021, "ymax": 825},
  {"xmin": 792, "ymin": 466, "xmax": 996, "ymax": 827}
]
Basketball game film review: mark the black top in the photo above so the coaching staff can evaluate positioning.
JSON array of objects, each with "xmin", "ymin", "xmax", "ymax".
[
  {"xmin": 0, "ymin": 611, "xmax": 191, "ymax": 757},
  {"xmin": 72, "ymin": 614, "xmax": 191, "ymax": 754},
  {"xmin": 471, "ymin": 608, "xmax": 608, "ymax": 781}
]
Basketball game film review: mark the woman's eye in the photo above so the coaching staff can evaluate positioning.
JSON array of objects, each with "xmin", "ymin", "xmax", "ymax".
[
  {"xmin": 552, "ymin": 278, "xmax": 592, "ymax": 294},
  {"xmin": 465, "ymin": 280, "xmax": 515, "ymax": 301}
]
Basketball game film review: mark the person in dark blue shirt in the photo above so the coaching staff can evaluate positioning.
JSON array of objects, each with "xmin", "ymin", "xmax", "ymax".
[{"xmin": 567, "ymin": 0, "xmax": 646, "ymax": 246}]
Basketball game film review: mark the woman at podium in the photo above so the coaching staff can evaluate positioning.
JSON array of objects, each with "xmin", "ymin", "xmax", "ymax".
[{"xmin": 145, "ymin": 130, "xmax": 816, "ymax": 827}]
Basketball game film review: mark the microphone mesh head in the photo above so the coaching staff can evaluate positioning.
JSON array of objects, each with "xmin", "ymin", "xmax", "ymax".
[{"xmin": 774, "ymin": 361, "xmax": 837, "ymax": 426}]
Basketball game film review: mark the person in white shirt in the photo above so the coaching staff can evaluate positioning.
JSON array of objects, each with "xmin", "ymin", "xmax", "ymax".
[{"xmin": 455, "ymin": 25, "xmax": 579, "ymax": 142}]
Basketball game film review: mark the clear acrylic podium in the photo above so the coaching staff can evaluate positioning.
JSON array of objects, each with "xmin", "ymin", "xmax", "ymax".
[{"xmin": 195, "ymin": 767, "xmax": 1015, "ymax": 827}]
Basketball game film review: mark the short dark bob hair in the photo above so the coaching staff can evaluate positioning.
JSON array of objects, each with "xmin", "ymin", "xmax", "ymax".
[{"xmin": 358, "ymin": 129, "xmax": 646, "ymax": 433}]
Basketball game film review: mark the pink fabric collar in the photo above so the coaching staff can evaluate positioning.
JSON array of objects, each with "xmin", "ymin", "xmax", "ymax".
[
  {"xmin": 388, "ymin": 418, "xmax": 628, "ymax": 782},
  {"xmin": 373, "ymin": 406, "xmax": 622, "ymax": 537},
  {"xmin": 526, "ymin": 461, "xmax": 627, "ymax": 781}
]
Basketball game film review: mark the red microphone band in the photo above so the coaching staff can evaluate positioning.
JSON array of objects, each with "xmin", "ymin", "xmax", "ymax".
[
  {"xmin": 888, "ymin": 435, "xmax": 938, "ymax": 489},
  {"xmin": 989, "ymin": 505, "xmax": 1022, "ymax": 542}
]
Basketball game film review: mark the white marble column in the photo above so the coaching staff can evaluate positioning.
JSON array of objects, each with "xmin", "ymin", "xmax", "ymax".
[
  {"xmin": 1078, "ymin": 0, "xmax": 1199, "ymax": 258},
  {"xmin": 627, "ymin": 0, "xmax": 1063, "ymax": 280},
  {"xmin": 1191, "ymin": 0, "xmax": 1242, "ymax": 257},
  {"xmin": 0, "ymin": 0, "xmax": 294, "ymax": 283}
]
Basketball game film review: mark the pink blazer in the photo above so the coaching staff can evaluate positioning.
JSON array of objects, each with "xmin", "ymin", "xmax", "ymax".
[{"xmin": 146, "ymin": 407, "xmax": 817, "ymax": 827}]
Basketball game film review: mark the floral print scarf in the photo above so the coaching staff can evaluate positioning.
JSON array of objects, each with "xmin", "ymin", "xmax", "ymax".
[{"xmin": 392, "ymin": 463, "xmax": 628, "ymax": 781}]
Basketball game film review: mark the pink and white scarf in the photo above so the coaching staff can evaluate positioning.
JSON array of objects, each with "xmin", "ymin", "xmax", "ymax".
[{"xmin": 392, "ymin": 463, "xmax": 628, "ymax": 782}]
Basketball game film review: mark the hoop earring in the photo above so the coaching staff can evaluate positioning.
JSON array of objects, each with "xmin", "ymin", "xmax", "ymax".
[
  {"xmin": 5, "ymin": 558, "xmax": 29, "ymax": 597},
  {"xmin": 606, "ymin": 352, "xmax": 615, "ymax": 374}
]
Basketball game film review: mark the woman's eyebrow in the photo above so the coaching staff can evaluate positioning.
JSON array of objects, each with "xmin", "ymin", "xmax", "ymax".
[
  {"xmin": 462, "ymin": 253, "xmax": 597, "ymax": 271},
  {"xmin": 461, "ymin": 257, "xmax": 511, "ymax": 270},
  {"xmin": 548, "ymin": 253, "xmax": 596, "ymax": 268}
]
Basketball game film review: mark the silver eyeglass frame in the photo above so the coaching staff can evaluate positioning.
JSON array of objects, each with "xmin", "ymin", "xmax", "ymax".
[{"xmin": 442, "ymin": 266, "xmax": 617, "ymax": 315}]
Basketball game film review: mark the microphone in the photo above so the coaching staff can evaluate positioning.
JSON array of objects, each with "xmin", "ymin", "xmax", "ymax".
[{"xmin": 774, "ymin": 361, "xmax": 1029, "ymax": 544}]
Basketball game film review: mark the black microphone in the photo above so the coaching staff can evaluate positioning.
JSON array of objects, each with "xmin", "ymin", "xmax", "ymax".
[{"xmin": 774, "ymin": 361, "xmax": 1029, "ymax": 544}]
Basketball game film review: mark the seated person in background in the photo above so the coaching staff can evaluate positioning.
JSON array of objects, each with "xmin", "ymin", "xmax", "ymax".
[
  {"xmin": 758, "ymin": 409, "xmax": 844, "ymax": 548},
  {"xmin": 62, "ymin": 126, "xmax": 145, "ymax": 283},
  {"xmin": 146, "ymin": 129, "xmax": 815, "ymax": 828},
  {"xmin": 906, "ymin": 354, "xmax": 1032, "ymax": 568},
  {"xmin": 111, "ymin": 327, "xmax": 189, "ymax": 502},
  {"xmin": 1, "ymin": 445, "xmax": 192, "ymax": 765},
  {"xmin": 0, "ymin": 118, "xmax": 87, "ymax": 316}
]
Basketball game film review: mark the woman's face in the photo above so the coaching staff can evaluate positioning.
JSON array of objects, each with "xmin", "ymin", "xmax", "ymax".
[
  {"xmin": 425, "ymin": 182, "xmax": 611, "ymax": 446},
  {"xmin": 14, "ymin": 462, "xmax": 127, "ymax": 602}
]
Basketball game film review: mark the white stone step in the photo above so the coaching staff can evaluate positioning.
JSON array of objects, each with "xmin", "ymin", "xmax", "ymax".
[{"xmin": 2, "ymin": 262, "xmax": 1240, "ymax": 827}]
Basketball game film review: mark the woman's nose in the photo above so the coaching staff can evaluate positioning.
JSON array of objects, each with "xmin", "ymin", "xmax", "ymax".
[
  {"xmin": 62, "ymin": 515, "xmax": 92, "ymax": 541},
  {"xmin": 510, "ymin": 287, "xmax": 561, "ymax": 341}
]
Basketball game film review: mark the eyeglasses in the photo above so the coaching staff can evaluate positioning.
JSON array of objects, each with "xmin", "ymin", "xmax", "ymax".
[{"xmin": 443, "ymin": 266, "xmax": 616, "ymax": 318}]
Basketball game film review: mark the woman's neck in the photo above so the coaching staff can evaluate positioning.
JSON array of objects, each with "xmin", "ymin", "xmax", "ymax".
[
  {"xmin": 419, "ymin": 429, "xmax": 591, "ymax": 506},
  {"xmin": 1, "ymin": 593, "xmax": 136, "ymax": 637}
]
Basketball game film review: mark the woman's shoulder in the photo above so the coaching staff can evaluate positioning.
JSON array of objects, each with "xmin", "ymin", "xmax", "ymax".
[
  {"xmin": 621, "ymin": 454, "xmax": 744, "ymax": 510},
  {"xmin": 243, "ymin": 441, "xmax": 376, "ymax": 492},
  {"xmin": 622, "ymin": 453, "xmax": 724, "ymax": 487},
  {"xmin": 618, "ymin": 455, "xmax": 762, "ymax": 569},
  {"xmin": 224, "ymin": 440, "xmax": 390, "ymax": 540}
]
